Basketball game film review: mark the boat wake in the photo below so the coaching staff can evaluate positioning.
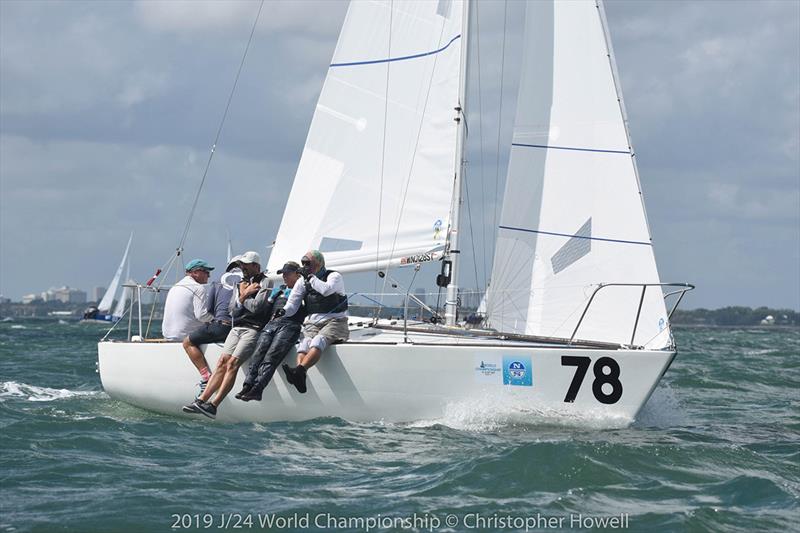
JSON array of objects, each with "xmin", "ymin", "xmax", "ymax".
[
  {"xmin": 0, "ymin": 381, "xmax": 103, "ymax": 403},
  {"xmin": 406, "ymin": 391, "xmax": 633, "ymax": 432}
]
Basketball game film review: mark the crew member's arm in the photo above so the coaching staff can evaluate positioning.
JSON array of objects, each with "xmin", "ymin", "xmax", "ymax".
[
  {"xmin": 307, "ymin": 271, "xmax": 344, "ymax": 296},
  {"xmin": 281, "ymin": 281, "xmax": 306, "ymax": 318},
  {"xmin": 242, "ymin": 283, "xmax": 273, "ymax": 315},
  {"xmin": 193, "ymin": 286, "xmax": 213, "ymax": 323}
]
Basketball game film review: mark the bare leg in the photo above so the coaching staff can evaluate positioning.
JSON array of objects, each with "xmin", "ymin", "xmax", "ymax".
[
  {"xmin": 299, "ymin": 347, "xmax": 322, "ymax": 369},
  {"xmin": 198, "ymin": 355, "xmax": 229, "ymax": 402},
  {"xmin": 182, "ymin": 337, "xmax": 209, "ymax": 373},
  {"xmin": 295, "ymin": 352, "xmax": 306, "ymax": 366},
  {"xmin": 211, "ymin": 357, "xmax": 244, "ymax": 407}
]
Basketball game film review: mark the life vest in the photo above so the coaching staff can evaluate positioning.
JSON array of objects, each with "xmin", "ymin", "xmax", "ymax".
[
  {"xmin": 269, "ymin": 285, "xmax": 306, "ymax": 323},
  {"xmin": 304, "ymin": 270, "xmax": 348, "ymax": 315}
]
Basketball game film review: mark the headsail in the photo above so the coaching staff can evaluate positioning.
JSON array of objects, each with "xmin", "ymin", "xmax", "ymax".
[
  {"xmin": 267, "ymin": 0, "xmax": 464, "ymax": 275},
  {"xmin": 486, "ymin": 0, "xmax": 670, "ymax": 348},
  {"xmin": 98, "ymin": 233, "xmax": 133, "ymax": 314}
]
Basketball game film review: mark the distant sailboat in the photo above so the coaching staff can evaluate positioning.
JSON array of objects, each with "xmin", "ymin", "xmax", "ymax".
[
  {"xmin": 83, "ymin": 233, "xmax": 133, "ymax": 323},
  {"xmin": 98, "ymin": 0, "xmax": 692, "ymax": 425}
]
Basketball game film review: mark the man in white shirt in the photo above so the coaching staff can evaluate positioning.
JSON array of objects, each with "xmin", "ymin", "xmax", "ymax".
[
  {"xmin": 162, "ymin": 259, "xmax": 214, "ymax": 341},
  {"xmin": 282, "ymin": 250, "xmax": 349, "ymax": 393}
]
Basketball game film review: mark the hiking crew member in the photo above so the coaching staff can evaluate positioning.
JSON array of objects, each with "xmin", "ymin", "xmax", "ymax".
[
  {"xmin": 236, "ymin": 261, "xmax": 307, "ymax": 401},
  {"xmin": 283, "ymin": 250, "xmax": 349, "ymax": 394},
  {"xmin": 183, "ymin": 251, "xmax": 272, "ymax": 419},
  {"xmin": 181, "ymin": 257, "xmax": 243, "ymax": 394}
]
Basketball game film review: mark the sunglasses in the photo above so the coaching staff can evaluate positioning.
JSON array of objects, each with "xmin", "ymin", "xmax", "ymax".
[{"xmin": 301, "ymin": 258, "xmax": 311, "ymax": 265}]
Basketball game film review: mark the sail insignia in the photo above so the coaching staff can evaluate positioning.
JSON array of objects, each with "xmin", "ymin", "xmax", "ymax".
[{"xmin": 551, "ymin": 218, "xmax": 591, "ymax": 274}]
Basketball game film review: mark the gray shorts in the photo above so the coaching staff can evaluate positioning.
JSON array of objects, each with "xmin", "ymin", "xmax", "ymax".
[
  {"xmin": 299, "ymin": 317, "xmax": 350, "ymax": 353},
  {"xmin": 222, "ymin": 326, "xmax": 261, "ymax": 361}
]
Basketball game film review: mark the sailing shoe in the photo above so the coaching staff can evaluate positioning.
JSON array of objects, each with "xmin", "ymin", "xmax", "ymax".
[
  {"xmin": 182, "ymin": 399, "xmax": 203, "ymax": 414},
  {"xmin": 196, "ymin": 401, "xmax": 217, "ymax": 419},
  {"xmin": 240, "ymin": 389, "xmax": 263, "ymax": 402},
  {"xmin": 234, "ymin": 383, "xmax": 252, "ymax": 400},
  {"xmin": 295, "ymin": 366, "xmax": 308, "ymax": 394},
  {"xmin": 282, "ymin": 364, "xmax": 297, "ymax": 386}
]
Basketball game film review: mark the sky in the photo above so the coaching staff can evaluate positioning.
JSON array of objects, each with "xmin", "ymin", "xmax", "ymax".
[{"xmin": 1, "ymin": 0, "xmax": 798, "ymax": 310}]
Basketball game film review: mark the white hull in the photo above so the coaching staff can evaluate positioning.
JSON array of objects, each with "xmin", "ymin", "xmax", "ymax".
[{"xmin": 98, "ymin": 324, "xmax": 674, "ymax": 426}]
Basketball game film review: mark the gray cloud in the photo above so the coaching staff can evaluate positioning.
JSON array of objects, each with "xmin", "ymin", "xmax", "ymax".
[{"xmin": 1, "ymin": 0, "xmax": 798, "ymax": 310}]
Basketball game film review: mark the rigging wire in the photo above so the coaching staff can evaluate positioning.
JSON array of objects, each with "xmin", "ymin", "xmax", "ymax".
[
  {"xmin": 175, "ymin": 0, "xmax": 265, "ymax": 258},
  {"xmin": 462, "ymin": 165, "xmax": 481, "ymax": 295},
  {"xmin": 373, "ymin": 0, "xmax": 394, "ymax": 322},
  {"xmin": 491, "ymin": 0, "xmax": 509, "ymax": 269},
  {"xmin": 379, "ymin": 20, "xmax": 449, "ymax": 301},
  {"xmin": 474, "ymin": 1, "xmax": 488, "ymax": 289}
]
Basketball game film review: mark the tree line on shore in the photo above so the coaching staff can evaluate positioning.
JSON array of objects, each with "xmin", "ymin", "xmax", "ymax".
[{"xmin": 671, "ymin": 306, "xmax": 798, "ymax": 326}]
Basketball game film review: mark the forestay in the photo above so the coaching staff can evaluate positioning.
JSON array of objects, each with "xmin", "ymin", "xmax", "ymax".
[
  {"xmin": 486, "ymin": 0, "xmax": 670, "ymax": 348},
  {"xmin": 267, "ymin": 0, "xmax": 464, "ymax": 275}
]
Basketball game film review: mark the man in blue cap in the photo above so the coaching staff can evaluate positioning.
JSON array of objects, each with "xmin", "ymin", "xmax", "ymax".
[{"xmin": 162, "ymin": 259, "xmax": 215, "ymax": 341}]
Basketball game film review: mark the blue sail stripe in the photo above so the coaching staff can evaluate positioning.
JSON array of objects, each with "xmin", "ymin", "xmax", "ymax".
[
  {"xmin": 330, "ymin": 35, "xmax": 461, "ymax": 68},
  {"xmin": 499, "ymin": 225, "xmax": 651, "ymax": 246},
  {"xmin": 511, "ymin": 142, "xmax": 631, "ymax": 155}
]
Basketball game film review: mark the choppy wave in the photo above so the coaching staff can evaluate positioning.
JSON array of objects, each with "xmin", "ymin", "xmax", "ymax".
[{"xmin": 0, "ymin": 381, "xmax": 102, "ymax": 402}]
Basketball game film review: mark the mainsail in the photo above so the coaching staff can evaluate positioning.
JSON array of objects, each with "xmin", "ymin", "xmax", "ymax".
[
  {"xmin": 486, "ymin": 1, "xmax": 670, "ymax": 348},
  {"xmin": 97, "ymin": 233, "xmax": 133, "ymax": 314},
  {"xmin": 267, "ymin": 0, "xmax": 464, "ymax": 275}
]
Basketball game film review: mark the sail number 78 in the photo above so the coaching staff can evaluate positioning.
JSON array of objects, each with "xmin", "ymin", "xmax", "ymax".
[{"xmin": 561, "ymin": 356, "xmax": 623, "ymax": 404}]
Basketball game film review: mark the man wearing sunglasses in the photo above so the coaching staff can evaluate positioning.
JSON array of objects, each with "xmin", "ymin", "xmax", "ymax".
[{"xmin": 282, "ymin": 250, "xmax": 349, "ymax": 393}]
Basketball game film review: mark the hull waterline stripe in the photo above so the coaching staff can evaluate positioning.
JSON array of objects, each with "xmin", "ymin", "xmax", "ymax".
[
  {"xmin": 330, "ymin": 35, "xmax": 461, "ymax": 68},
  {"xmin": 512, "ymin": 142, "xmax": 631, "ymax": 155},
  {"xmin": 499, "ymin": 225, "xmax": 652, "ymax": 246}
]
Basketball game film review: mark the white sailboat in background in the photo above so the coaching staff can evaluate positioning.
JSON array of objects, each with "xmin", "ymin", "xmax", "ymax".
[
  {"xmin": 98, "ymin": 0, "xmax": 692, "ymax": 426},
  {"xmin": 83, "ymin": 233, "xmax": 133, "ymax": 324}
]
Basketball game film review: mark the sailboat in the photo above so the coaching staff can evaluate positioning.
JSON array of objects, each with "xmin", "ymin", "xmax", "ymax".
[
  {"xmin": 83, "ymin": 233, "xmax": 133, "ymax": 324},
  {"xmin": 98, "ymin": 0, "xmax": 692, "ymax": 425}
]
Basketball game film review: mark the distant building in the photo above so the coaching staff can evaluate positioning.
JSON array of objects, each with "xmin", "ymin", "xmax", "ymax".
[
  {"xmin": 22, "ymin": 293, "xmax": 41, "ymax": 304},
  {"xmin": 41, "ymin": 286, "xmax": 87, "ymax": 304},
  {"xmin": 0, "ymin": 295, "xmax": 10, "ymax": 304},
  {"xmin": 760, "ymin": 315, "xmax": 775, "ymax": 325},
  {"xmin": 92, "ymin": 286, "xmax": 106, "ymax": 302}
]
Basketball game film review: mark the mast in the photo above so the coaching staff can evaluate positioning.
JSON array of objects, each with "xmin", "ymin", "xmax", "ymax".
[{"xmin": 445, "ymin": 0, "xmax": 471, "ymax": 326}]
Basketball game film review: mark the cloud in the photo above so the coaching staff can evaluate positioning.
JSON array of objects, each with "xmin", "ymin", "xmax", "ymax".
[
  {"xmin": 0, "ymin": 0, "xmax": 798, "ymax": 309},
  {"xmin": 134, "ymin": 0, "xmax": 346, "ymax": 37}
]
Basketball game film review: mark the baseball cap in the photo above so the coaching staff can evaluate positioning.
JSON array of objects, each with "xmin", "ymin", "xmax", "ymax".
[
  {"xmin": 185, "ymin": 259, "xmax": 215, "ymax": 272},
  {"xmin": 277, "ymin": 261, "xmax": 301, "ymax": 275},
  {"xmin": 226, "ymin": 255, "xmax": 242, "ymax": 272},
  {"xmin": 239, "ymin": 251, "xmax": 261, "ymax": 264}
]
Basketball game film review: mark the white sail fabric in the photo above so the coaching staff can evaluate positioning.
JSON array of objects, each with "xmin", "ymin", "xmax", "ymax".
[
  {"xmin": 98, "ymin": 233, "xmax": 132, "ymax": 313},
  {"xmin": 486, "ymin": 0, "xmax": 670, "ymax": 348},
  {"xmin": 112, "ymin": 282, "xmax": 133, "ymax": 319},
  {"xmin": 267, "ymin": 0, "xmax": 463, "ymax": 275}
]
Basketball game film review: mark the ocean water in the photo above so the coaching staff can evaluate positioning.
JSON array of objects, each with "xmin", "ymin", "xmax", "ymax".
[{"xmin": 1, "ymin": 319, "xmax": 798, "ymax": 533}]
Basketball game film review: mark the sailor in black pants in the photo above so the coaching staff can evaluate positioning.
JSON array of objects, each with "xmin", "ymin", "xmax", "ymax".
[{"xmin": 236, "ymin": 262, "xmax": 306, "ymax": 401}]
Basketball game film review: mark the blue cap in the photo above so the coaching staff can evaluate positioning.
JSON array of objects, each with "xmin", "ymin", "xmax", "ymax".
[{"xmin": 185, "ymin": 259, "xmax": 215, "ymax": 272}]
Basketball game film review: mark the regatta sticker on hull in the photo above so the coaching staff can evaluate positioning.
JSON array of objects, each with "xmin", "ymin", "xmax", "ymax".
[
  {"xmin": 503, "ymin": 356, "xmax": 533, "ymax": 387},
  {"xmin": 473, "ymin": 355, "xmax": 502, "ymax": 384}
]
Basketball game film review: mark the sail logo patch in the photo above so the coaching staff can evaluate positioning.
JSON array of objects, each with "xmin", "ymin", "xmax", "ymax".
[{"xmin": 503, "ymin": 356, "xmax": 533, "ymax": 387}]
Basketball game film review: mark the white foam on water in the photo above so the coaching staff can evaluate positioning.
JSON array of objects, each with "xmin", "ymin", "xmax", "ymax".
[
  {"xmin": 405, "ymin": 391, "xmax": 632, "ymax": 432},
  {"xmin": 633, "ymin": 383, "xmax": 685, "ymax": 427},
  {"xmin": 10, "ymin": 325, "xmax": 26, "ymax": 329},
  {"xmin": 0, "ymin": 381, "xmax": 102, "ymax": 402}
]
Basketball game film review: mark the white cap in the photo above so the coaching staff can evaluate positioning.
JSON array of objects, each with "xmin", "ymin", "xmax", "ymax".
[{"xmin": 239, "ymin": 251, "xmax": 261, "ymax": 264}]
